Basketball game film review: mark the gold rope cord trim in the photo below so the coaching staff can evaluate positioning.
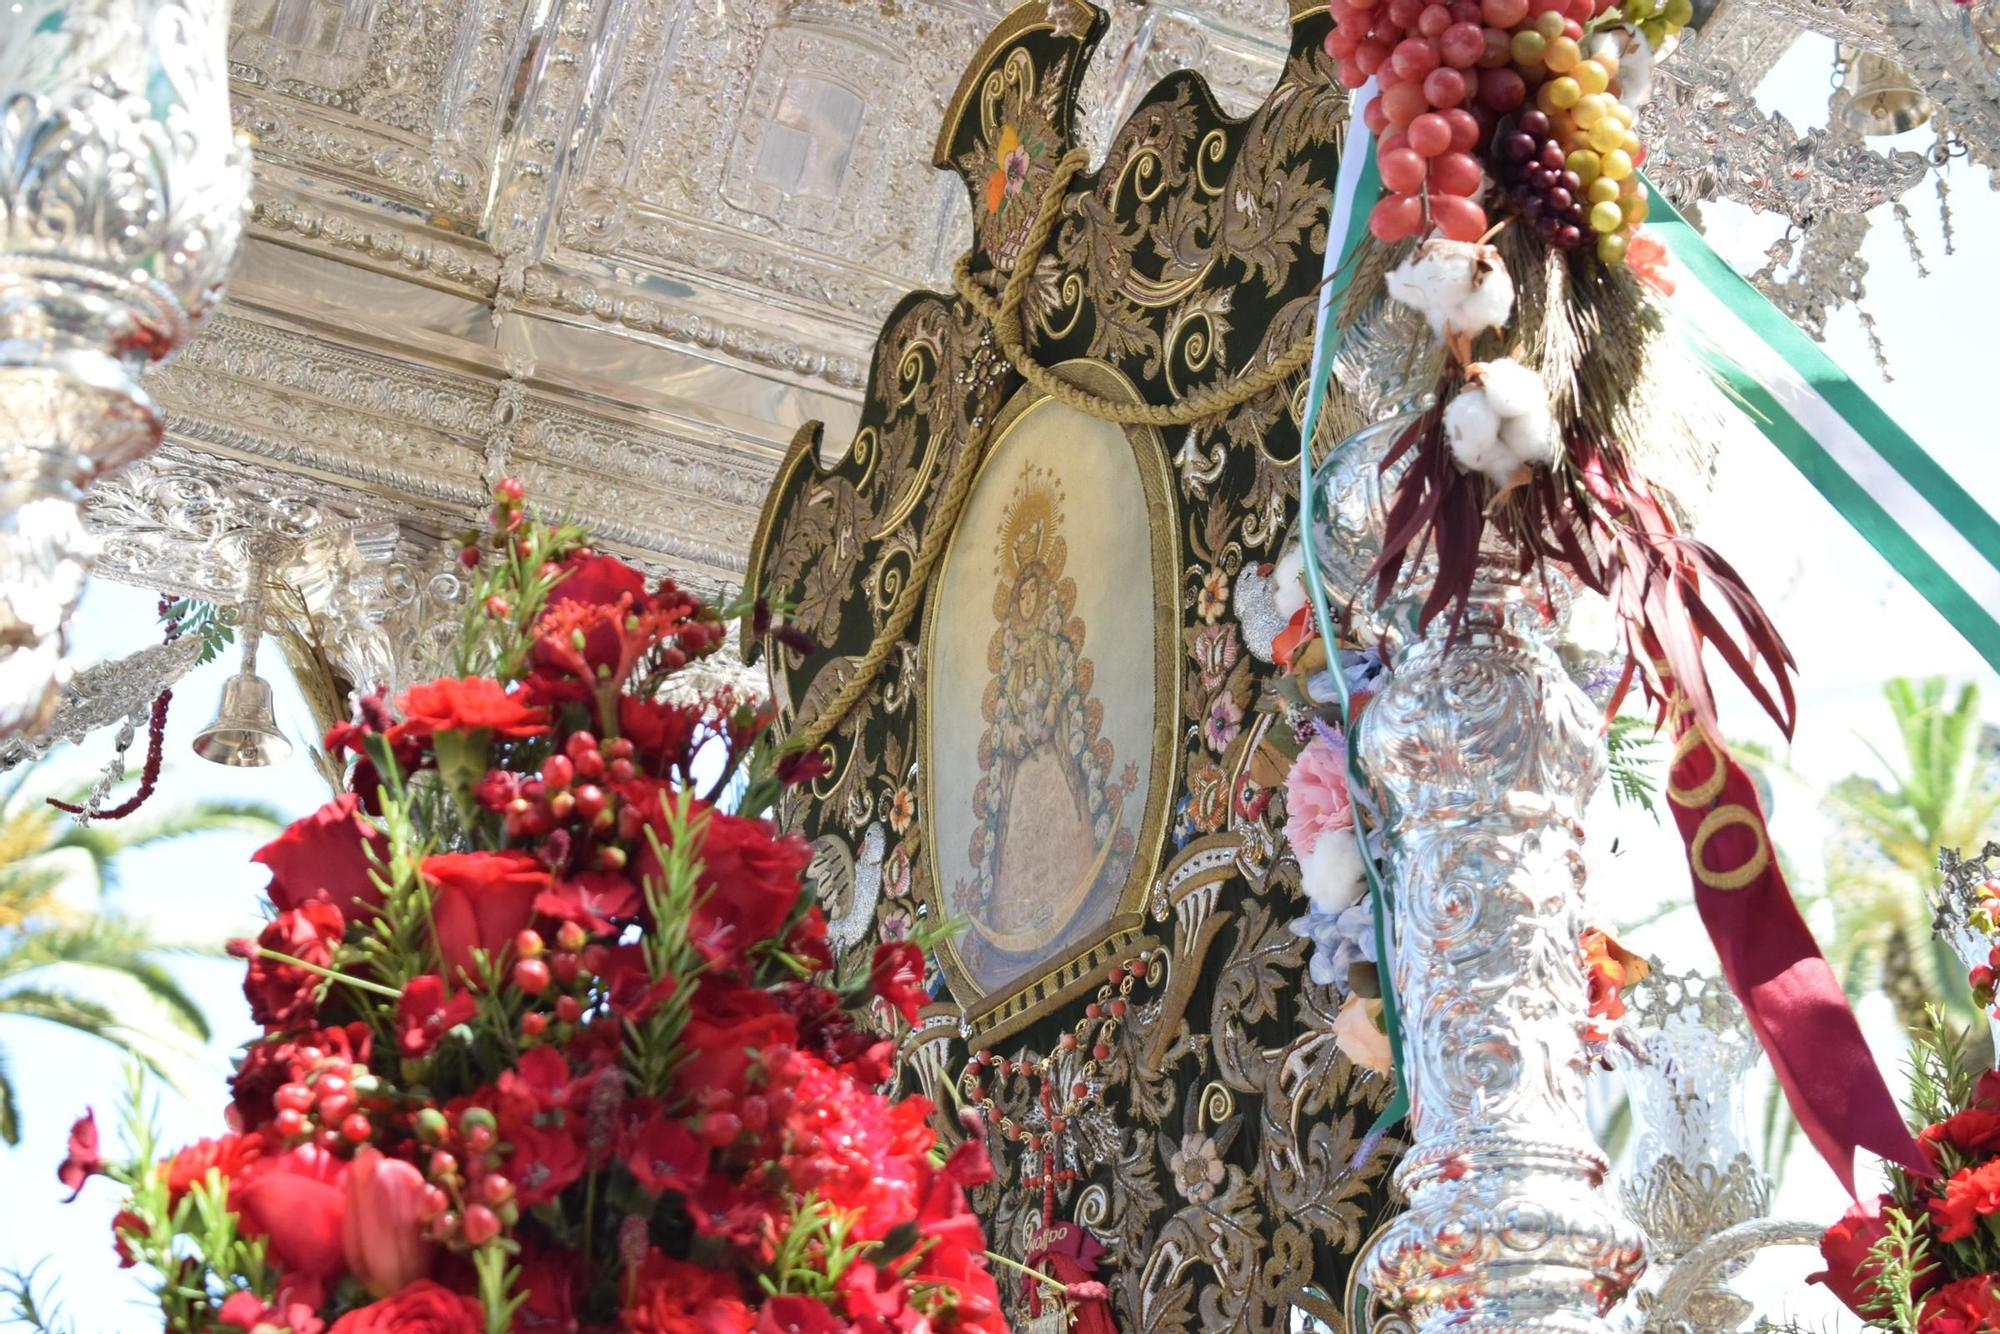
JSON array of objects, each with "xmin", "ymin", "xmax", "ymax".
[{"xmin": 796, "ymin": 145, "xmax": 1319, "ymax": 751}]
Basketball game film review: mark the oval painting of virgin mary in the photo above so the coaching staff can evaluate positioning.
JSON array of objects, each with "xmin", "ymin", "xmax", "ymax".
[{"xmin": 921, "ymin": 364, "xmax": 1177, "ymax": 1003}]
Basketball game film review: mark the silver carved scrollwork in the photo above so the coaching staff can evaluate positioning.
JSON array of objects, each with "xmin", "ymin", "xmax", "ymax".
[
  {"xmin": 0, "ymin": 0, "xmax": 251, "ymax": 735},
  {"xmin": 1319, "ymin": 417, "xmax": 1647, "ymax": 1329}
]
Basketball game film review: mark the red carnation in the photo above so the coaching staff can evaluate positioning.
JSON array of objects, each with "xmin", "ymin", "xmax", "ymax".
[
  {"xmin": 622, "ymin": 1251, "xmax": 753, "ymax": 1333},
  {"xmin": 619, "ymin": 696, "xmax": 701, "ymax": 778},
  {"xmin": 390, "ymin": 676, "xmax": 549, "ymax": 745},
  {"xmin": 239, "ymin": 901, "xmax": 346, "ymax": 1030},
  {"xmin": 1924, "ymin": 1107, "xmax": 2000, "ymax": 1165},
  {"xmin": 1933, "ymin": 1159, "xmax": 2000, "ymax": 1243},
  {"xmin": 326, "ymin": 1280, "xmax": 483, "ymax": 1333},
  {"xmin": 421, "ymin": 850, "xmax": 548, "ymax": 981},
  {"xmin": 163, "ymin": 1133, "xmax": 264, "ymax": 1208},
  {"xmin": 252, "ymin": 794, "xmax": 389, "ymax": 922},
  {"xmin": 1921, "ymin": 1276, "xmax": 2000, "ymax": 1334},
  {"xmin": 396, "ymin": 975, "xmax": 477, "ymax": 1058},
  {"xmin": 57, "ymin": 1110, "xmax": 103, "ymax": 1201},
  {"xmin": 869, "ymin": 941, "xmax": 928, "ymax": 1024},
  {"xmin": 1812, "ymin": 1194, "xmax": 1939, "ymax": 1316}
]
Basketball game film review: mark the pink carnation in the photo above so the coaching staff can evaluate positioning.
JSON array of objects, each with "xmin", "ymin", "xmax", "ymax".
[{"xmin": 1284, "ymin": 732, "xmax": 1354, "ymax": 857}]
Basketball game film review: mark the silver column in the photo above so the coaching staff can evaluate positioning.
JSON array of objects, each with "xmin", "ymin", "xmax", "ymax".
[
  {"xmin": 1316, "ymin": 410, "xmax": 1646, "ymax": 1330},
  {"xmin": 0, "ymin": 0, "xmax": 250, "ymax": 735}
]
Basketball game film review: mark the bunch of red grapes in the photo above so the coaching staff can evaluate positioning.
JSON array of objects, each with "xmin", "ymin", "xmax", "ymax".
[{"xmin": 1323, "ymin": 0, "xmax": 1618, "ymax": 245}]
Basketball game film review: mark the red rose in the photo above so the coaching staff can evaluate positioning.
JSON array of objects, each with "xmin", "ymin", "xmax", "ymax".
[
  {"xmin": 622, "ymin": 1251, "xmax": 753, "ymax": 1333},
  {"xmin": 57, "ymin": 1109, "xmax": 103, "ymax": 1201},
  {"xmin": 391, "ymin": 676, "xmax": 549, "ymax": 745},
  {"xmin": 421, "ymin": 851, "xmax": 548, "ymax": 981},
  {"xmin": 547, "ymin": 551, "xmax": 647, "ymax": 610},
  {"xmin": 754, "ymin": 1295, "xmax": 844, "ymax": 1333},
  {"xmin": 239, "ymin": 902, "xmax": 347, "ymax": 1029},
  {"xmin": 1922, "ymin": 1277, "xmax": 2000, "ymax": 1334},
  {"xmin": 679, "ymin": 980, "xmax": 798, "ymax": 1095},
  {"xmin": 327, "ymin": 1280, "xmax": 483, "ymax": 1333},
  {"xmin": 869, "ymin": 941, "xmax": 928, "ymax": 1024},
  {"xmin": 231, "ymin": 1145, "xmax": 350, "ymax": 1281},
  {"xmin": 397, "ymin": 975, "xmax": 477, "ymax": 1058},
  {"xmin": 253, "ymin": 794, "xmax": 389, "ymax": 922},
  {"xmin": 624, "ymin": 793, "xmax": 810, "ymax": 972},
  {"xmin": 1934, "ymin": 1160, "xmax": 2000, "ymax": 1243}
]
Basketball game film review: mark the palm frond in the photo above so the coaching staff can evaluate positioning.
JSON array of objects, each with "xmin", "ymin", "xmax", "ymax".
[
  {"xmin": 0, "ymin": 1048, "xmax": 17, "ymax": 1145},
  {"xmin": 0, "ymin": 922, "xmax": 212, "ymax": 1038},
  {"xmin": 1605, "ymin": 714, "xmax": 1662, "ymax": 815},
  {"xmin": 52, "ymin": 800, "xmax": 281, "ymax": 891},
  {"xmin": 0, "ymin": 986, "xmax": 199, "ymax": 1099}
]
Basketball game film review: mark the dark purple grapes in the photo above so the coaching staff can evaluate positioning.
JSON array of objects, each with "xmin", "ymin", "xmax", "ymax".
[{"xmin": 1489, "ymin": 114, "xmax": 1587, "ymax": 251}]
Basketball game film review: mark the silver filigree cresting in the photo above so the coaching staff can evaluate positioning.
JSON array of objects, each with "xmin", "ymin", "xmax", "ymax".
[
  {"xmin": 0, "ymin": 0, "xmax": 252, "ymax": 737},
  {"xmin": 1607, "ymin": 966, "xmax": 1797, "ymax": 1333},
  {"xmin": 1318, "ymin": 416, "xmax": 1648, "ymax": 1330},
  {"xmin": 1933, "ymin": 842, "xmax": 2000, "ymax": 1062}
]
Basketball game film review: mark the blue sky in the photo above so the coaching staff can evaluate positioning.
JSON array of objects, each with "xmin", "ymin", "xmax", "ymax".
[{"xmin": 2, "ymin": 30, "xmax": 1997, "ymax": 1328}]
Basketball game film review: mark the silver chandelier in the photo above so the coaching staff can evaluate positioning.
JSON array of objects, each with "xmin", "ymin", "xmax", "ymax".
[{"xmin": 0, "ymin": 0, "xmax": 251, "ymax": 737}]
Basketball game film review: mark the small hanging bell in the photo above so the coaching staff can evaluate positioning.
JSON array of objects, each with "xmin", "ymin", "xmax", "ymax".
[
  {"xmin": 192, "ymin": 672, "xmax": 292, "ymax": 767},
  {"xmin": 194, "ymin": 558, "xmax": 293, "ymax": 768},
  {"xmin": 1841, "ymin": 51, "xmax": 1933, "ymax": 136}
]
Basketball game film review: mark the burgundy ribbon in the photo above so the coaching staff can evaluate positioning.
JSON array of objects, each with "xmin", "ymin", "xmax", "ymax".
[{"xmin": 1659, "ymin": 681, "xmax": 1931, "ymax": 1194}]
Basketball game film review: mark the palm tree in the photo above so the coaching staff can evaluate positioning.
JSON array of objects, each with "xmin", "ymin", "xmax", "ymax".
[
  {"xmin": 1819, "ymin": 677, "xmax": 2000, "ymax": 1037},
  {"xmin": 0, "ymin": 765, "xmax": 279, "ymax": 1143}
]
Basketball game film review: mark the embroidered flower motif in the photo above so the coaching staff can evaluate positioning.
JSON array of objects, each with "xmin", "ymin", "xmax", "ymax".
[
  {"xmin": 1190, "ymin": 623, "xmax": 1240, "ymax": 694},
  {"xmin": 985, "ymin": 126, "xmax": 1030, "ymax": 214},
  {"xmin": 1202, "ymin": 693, "xmax": 1244, "ymax": 754},
  {"xmin": 1168, "ymin": 1132, "xmax": 1227, "ymax": 1204},
  {"xmin": 883, "ymin": 843, "xmax": 912, "ymax": 900},
  {"xmin": 887, "ymin": 785, "xmax": 916, "ymax": 835},
  {"xmin": 1195, "ymin": 566, "xmax": 1230, "ymax": 623}
]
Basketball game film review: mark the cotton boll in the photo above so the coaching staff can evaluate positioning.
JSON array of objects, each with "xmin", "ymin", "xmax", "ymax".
[
  {"xmin": 1273, "ymin": 546, "xmax": 1308, "ymax": 621},
  {"xmin": 1498, "ymin": 399, "xmax": 1557, "ymax": 468},
  {"xmin": 1443, "ymin": 387, "xmax": 1501, "ymax": 468},
  {"xmin": 1615, "ymin": 27, "xmax": 1655, "ymax": 110},
  {"xmin": 1386, "ymin": 240, "xmax": 1482, "ymax": 336},
  {"xmin": 1452, "ymin": 254, "xmax": 1515, "ymax": 338},
  {"xmin": 1477, "ymin": 357, "xmax": 1546, "ymax": 421},
  {"xmin": 1300, "ymin": 831, "xmax": 1368, "ymax": 915}
]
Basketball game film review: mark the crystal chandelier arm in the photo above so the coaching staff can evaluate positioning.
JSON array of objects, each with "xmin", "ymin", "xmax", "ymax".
[{"xmin": 1642, "ymin": 1218, "xmax": 1826, "ymax": 1332}]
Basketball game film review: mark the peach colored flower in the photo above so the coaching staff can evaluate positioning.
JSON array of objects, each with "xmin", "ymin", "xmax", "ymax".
[{"xmin": 1333, "ymin": 994, "xmax": 1390, "ymax": 1074}]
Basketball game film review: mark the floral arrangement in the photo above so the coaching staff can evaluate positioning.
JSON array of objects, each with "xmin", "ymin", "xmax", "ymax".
[
  {"xmin": 1814, "ymin": 1016, "xmax": 2000, "ymax": 1331},
  {"xmin": 58, "ymin": 485, "xmax": 1004, "ymax": 1334}
]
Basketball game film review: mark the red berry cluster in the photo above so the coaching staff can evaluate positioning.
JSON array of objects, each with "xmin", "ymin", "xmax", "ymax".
[
  {"xmin": 498, "ymin": 731, "xmax": 635, "ymax": 854},
  {"xmin": 413, "ymin": 1108, "xmax": 517, "ymax": 1248},
  {"xmin": 269, "ymin": 1048, "xmax": 384, "ymax": 1150},
  {"xmin": 1324, "ymin": 0, "xmax": 1615, "ymax": 244}
]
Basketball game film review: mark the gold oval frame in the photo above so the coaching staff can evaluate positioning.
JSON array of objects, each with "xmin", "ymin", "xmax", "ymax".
[{"xmin": 916, "ymin": 357, "xmax": 1181, "ymax": 1034}]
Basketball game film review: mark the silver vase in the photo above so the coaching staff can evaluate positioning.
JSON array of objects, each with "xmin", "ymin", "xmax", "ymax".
[
  {"xmin": 0, "ymin": 0, "xmax": 251, "ymax": 735},
  {"xmin": 1318, "ymin": 412, "xmax": 1648, "ymax": 1330}
]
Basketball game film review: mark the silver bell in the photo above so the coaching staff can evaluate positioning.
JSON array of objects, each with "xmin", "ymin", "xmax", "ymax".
[{"xmin": 192, "ymin": 671, "xmax": 293, "ymax": 767}]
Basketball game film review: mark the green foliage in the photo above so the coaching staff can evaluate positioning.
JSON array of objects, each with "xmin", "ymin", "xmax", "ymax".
[
  {"xmin": 1859, "ymin": 1205, "xmax": 1938, "ymax": 1332},
  {"xmin": 0, "ymin": 770, "xmax": 281, "ymax": 1140},
  {"xmin": 1605, "ymin": 712, "xmax": 1662, "ymax": 815},
  {"xmin": 1, "ymin": 1260, "xmax": 72, "ymax": 1333},
  {"xmin": 162, "ymin": 599, "xmax": 234, "ymax": 667}
]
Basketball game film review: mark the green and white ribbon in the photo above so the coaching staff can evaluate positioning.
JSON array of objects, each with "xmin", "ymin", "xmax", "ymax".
[
  {"xmin": 1644, "ymin": 187, "xmax": 2000, "ymax": 672},
  {"xmin": 1295, "ymin": 83, "xmax": 1407, "ymax": 1139}
]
